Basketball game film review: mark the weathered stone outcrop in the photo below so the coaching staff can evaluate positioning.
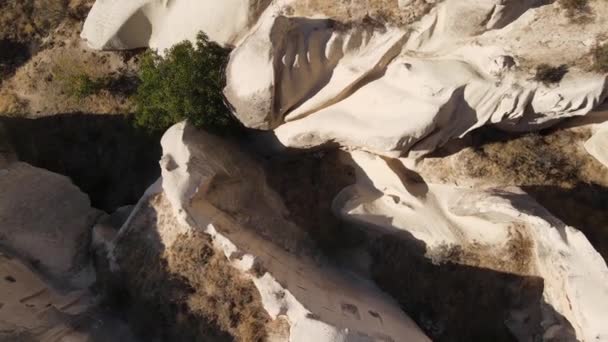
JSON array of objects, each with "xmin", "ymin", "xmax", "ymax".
[
  {"xmin": 76, "ymin": 1, "xmax": 608, "ymax": 341},
  {"xmin": 0, "ymin": 161, "xmax": 101, "ymax": 281},
  {"xmin": 97, "ymin": 122, "xmax": 430, "ymax": 342},
  {"xmin": 0, "ymin": 249, "xmax": 137, "ymax": 342},
  {"xmin": 225, "ymin": 0, "xmax": 608, "ymax": 157},
  {"xmin": 82, "ymin": 0, "xmax": 608, "ymax": 157},
  {"xmin": 0, "ymin": 159, "xmax": 137, "ymax": 341},
  {"xmin": 332, "ymin": 151, "xmax": 608, "ymax": 341},
  {"xmin": 81, "ymin": 0, "xmax": 272, "ymax": 51}
]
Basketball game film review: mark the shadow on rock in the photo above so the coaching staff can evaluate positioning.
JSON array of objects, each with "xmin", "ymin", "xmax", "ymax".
[
  {"xmin": 524, "ymin": 183, "xmax": 608, "ymax": 261},
  {"xmin": 0, "ymin": 39, "xmax": 32, "ymax": 81},
  {"xmin": 94, "ymin": 194, "xmax": 270, "ymax": 342},
  {"xmin": 0, "ymin": 113, "xmax": 161, "ymax": 212},
  {"xmin": 359, "ymin": 224, "xmax": 574, "ymax": 342},
  {"xmin": 264, "ymin": 149, "xmax": 577, "ymax": 341}
]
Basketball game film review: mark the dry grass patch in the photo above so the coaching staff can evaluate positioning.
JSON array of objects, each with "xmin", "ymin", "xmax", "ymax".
[
  {"xmin": 429, "ymin": 224, "xmax": 535, "ymax": 276},
  {"xmin": 292, "ymin": 0, "xmax": 434, "ymax": 25},
  {"xmin": 591, "ymin": 44, "xmax": 608, "ymax": 73},
  {"xmin": 533, "ymin": 64, "xmax": 569, "ymax": 85},
  {"xmin": 111, "ymin": 194, "xmax": 271, "ymax": 342},
  {"xmin": 0, "ymin": 91, "xmax": 26, "ymax": 116}
]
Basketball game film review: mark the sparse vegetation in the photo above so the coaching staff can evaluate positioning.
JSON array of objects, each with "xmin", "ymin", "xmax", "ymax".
[
  {"xmin": 534, "ymin": 64, "xmax": 569, "ymax": 85},
  {"xmin": 559, "ymin": 0, "xmax": 592, "ymax": 21},
  {"xmin": 108, "ymin": 194, "xmax": 270, "ymax": 342},
  {"xmin": 68, "ymin": 73, "xmax": 107, "ymax": 99},
  {"xmin": 50, "ymin": 53, "xmax": 138, "ymax": 101},
  {"xmin": 591, "ymin": 44, "xmax": 608, "ymax": 73},
  {"xmin": 134, "ymin": 32, "xmax": 239, "ymax": 134},
  {"xmin": 0, "ymin": 91, "xmax": 26, "ymax": 116}
]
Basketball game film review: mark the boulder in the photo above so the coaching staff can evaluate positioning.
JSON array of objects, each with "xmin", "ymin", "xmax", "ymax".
[
  {"xmin": 224, "ymin": 0, "xmax": 608, "ymax": 156},
  {"xmin": 0, "ymin": 162, "xmax": 101, "ymax": 281},
  {"xmin": 0, "ymin": 250, "xmax": 137, "ymax": 342}
]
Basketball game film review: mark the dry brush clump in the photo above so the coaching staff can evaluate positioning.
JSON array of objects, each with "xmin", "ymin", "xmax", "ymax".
[
  {"xmin": 534, "ymin": 64, "xmax": 569, "ymax": 85},
  {"xmin": 51, "ymin": 54, "xmax": 107, "ymax": 100},
  {"xmin": 591, "ymin": 44, "xmax": 608, "ymax": 73},
  {"xmin": 110, "ymin": 194, "xmax": 270, "ymax": 342},
  {"xmin": 420, "ymin": 126, "xmax": 608, "ymax": 260},
  {"xmin": 292, "ymin": 0, "xmax": 434, "ymax": 26}
]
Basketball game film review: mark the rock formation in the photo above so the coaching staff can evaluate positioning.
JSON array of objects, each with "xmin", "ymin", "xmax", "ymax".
[
  {"xmin": 83, "ymin": 0, "xmax": 608, "ymax": 156},
  {"xmin": 81, "ymin": 0, "xmax": 272, "ymax": 51},
  {"xmin": 96, "ymin": 122, "xmax": 431, "ymax": 341},
  {"xmin": 9, "ymin": 0, "xmax": 605, "ymax": 341},
  {"xmin": 334, "ymin": 150, "xmax": 608, "ymax": 341},
  {"xmin": 0, "ymin": 162, "xmax": 101, "ymax": 282}
]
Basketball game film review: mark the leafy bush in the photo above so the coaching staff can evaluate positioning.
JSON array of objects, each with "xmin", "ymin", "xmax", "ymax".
[
  {"xmin": 592, "ymin": 44, "xmax": 608, "ymax": 73},
  {"xmin": 534, "ymin": 64, "xmax": 569, "ymax": 85},
  {"xmin": 134, "ymin": 32, "xmax": 239, "ymax": 134}
]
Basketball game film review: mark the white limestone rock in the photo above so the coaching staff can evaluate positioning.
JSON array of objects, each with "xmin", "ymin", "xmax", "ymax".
[
  {"xmin": 333, "ymin": 151, "xmax": 608, "ymax": 342},
  {"xmin": 0, "ymin": 162, "xmax": 101, "ymax": 281},
  {"xmin": 108, "ymin": 122, "xmax": 430, "ymax": 342},
  {"xmin": 224, "ymin": 14, "xmax": 408, "ymax": 130},
  {"xmin": 81, "ymin": 0, "xmax": 271, "ymax": 51},
  {"xmin": 224, "ymin": 0, "xmax": 608, "ymax": 156}
]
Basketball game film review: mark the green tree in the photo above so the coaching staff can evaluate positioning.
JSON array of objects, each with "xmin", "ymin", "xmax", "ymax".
[{"xmin": 135, "ymin": 32, "xmax": 239, "ymax": 134}]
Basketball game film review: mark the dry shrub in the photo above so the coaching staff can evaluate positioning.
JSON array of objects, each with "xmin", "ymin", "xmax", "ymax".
[
  {"xmin": 559, "ymin": 0, "xmax": 592, "ymax": 22},
  {"xmin": 113, "ymin": 194, "xmax": 270, "ymax": 342},
  {"xmin": 293, "ymin": 0, "xmax": 434, "ymax": 25},
  {"xmin": 51, "ymin": 53, "xmax": 107, "ymax": 100},
  {"xmin": 591, "ymin": 44, "xmax": 608, "ymax": 73},
  {"xmin": 534, "ymin": 64, "xmax": 569, "ymax": 85},
  {"xmin": 0, "ymin": 91, "xmax": 26, "ymax": 116},
  {"xmin": 169, "ymin": 232, "xmax": 270, "ymax": 342}
]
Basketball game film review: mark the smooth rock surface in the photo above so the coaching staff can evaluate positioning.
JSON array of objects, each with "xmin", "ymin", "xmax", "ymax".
[
  {"xmin": 0, "ymin": 162, "xmax": 101, "ymax": 281},
  {"xmin": 334, "ymin": 151, "xmax": 608, "ymax": 341},
  {"xmin": 225, "ymin": 0, "xmax": 608, "ymax": 156},
  {"xmin": 106, "ymin": 122, "xmax": 430, "ymax": 342}
]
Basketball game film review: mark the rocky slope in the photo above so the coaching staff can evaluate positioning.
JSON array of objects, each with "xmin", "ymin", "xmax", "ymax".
[
  {"xmin": 1, "ymin": 0, "xmax": 608, "ymax": 341},
  {"xmin": 0, "ymin": 158, "xmax": 137, "ymax": 341}
]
